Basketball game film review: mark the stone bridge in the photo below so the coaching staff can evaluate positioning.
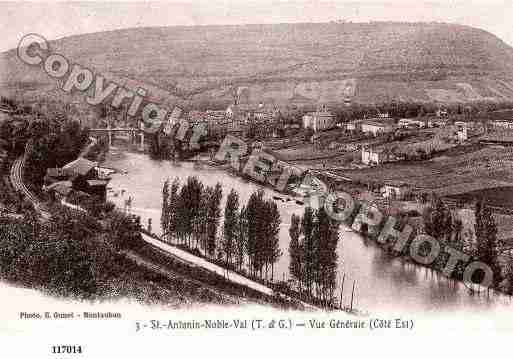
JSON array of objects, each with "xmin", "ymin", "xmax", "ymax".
[{"xmin": 89, "ymin": 127, "xmax": 145, "ymax": 150}]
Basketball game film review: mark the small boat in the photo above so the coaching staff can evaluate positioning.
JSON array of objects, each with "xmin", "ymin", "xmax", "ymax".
[
  {"xmin": 272, "ymin": 196, "xmax": 283, "ymax": 202},
  {"xmin": 295, "ymin": 200, "xmax": 304, "ymax": 205}
]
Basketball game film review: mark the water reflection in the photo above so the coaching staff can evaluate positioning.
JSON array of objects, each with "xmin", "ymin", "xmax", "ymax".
[{"xmin": 103, "ymin": 151, "xmax": 509, "ymax": 313}]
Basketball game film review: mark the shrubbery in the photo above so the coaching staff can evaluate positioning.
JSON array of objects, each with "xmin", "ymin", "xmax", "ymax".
[{"xmin": 0, "ymin": 207, "xmax": 144, "ymax": 299}]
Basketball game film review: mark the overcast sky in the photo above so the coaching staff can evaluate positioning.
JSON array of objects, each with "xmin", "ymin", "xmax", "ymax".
[{"xmin": 2, "ymin": 1, "xmax": 513, "ymax": 52}]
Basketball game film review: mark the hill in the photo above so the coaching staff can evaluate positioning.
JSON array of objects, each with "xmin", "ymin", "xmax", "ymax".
[{"xmin": 3, "ymin": 22, "xmax": 513, "ymax": 108}]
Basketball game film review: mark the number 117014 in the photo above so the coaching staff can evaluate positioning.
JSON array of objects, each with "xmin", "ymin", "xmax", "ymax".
[{"xmin": 51, "ymin": 345, "xmax": 83, "ymax": 354}]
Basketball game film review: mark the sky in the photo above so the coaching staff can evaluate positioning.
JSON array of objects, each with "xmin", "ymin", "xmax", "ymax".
[{"xmin": 1, "ymin": 0, "xmax": 513, "ymax": 52}]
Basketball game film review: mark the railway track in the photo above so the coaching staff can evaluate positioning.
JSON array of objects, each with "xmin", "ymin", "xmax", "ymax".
[{"xmin": 9, "ymin": 155, "xmax": 51, "ymax": 220}]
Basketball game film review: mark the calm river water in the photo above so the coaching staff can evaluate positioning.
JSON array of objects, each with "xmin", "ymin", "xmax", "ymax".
[{"xmin": 103, "ymin": 150, "xmax": 510, "ymax": 314}]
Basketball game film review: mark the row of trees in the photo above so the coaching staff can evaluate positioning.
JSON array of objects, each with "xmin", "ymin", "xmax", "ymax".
[
  {"xmin": 229, "ymin": 189, "xmax": 281, "ymax": 281},
  {"xmin": 329, "ymin": 100, "xmax": 513, "ymax": 123},
  {"xmin": 422, "ymin": 196, "xmax": 505, "ymax": 288},
  {"xmin": 161, "ymin": 176, "xmax": 222, "ymax": 257},
  {"xmin": 161, "ymin": 178, "xmax": 282, "ymax": 282},
  {"xmin": 288, "ymin": 206, "xmax": 339, "ymax": 304}
]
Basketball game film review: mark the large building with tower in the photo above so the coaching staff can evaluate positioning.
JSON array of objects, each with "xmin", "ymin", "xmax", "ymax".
[{"xmin": 302, "ymin": 104, "xmax": 336, "ymax": 132}]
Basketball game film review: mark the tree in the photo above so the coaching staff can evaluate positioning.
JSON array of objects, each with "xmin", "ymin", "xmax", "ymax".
[
  {"xmin": 106, "ymin": 210, "xmax": 143, "ymax": 251},
  {"xmin": 289, "ymin": 213, "xmax": 302, "ymax": 290},
  {"xmin": 301, "ymin": 206, "xmax": 316, "ymax": 296},
  {"xmin": 313, "ymin": 206, "xmax": 339, "ymax": 305},
  {"xmin": 245, "ymin": 190, "xmax": 264, "ymax": 277},
  {"xmin": 188, "ymin": 177, "xmax": 204, "ymax": 248},
  {"xmin": 196, "ymin": 186, "xmax": 211, "ymax": 251},
  {"xmin": 504, "ymin": 261, "xmax": 513, "ymax": 295},
  {"xmin": 206, "ymin": 183, "xmax": 222, "ymax": 258},
  {"xmin": 223, "ymin": 189, "xmax": 239, "ymax": 266},
  {"xmin": 176, "ymin": 176, "xmax": 203, "ymax": 247},
  {"xmin": 474, "ymin": 200, "xmax": 501, "ymax": 287},
  {"xmin": 264, "ymin": 200, "xmax": 282, "ymax": 282},
  {"xmin": 241, "ymin": 190, "xmax": 283, "ymax": 281},
  {"xmin": 423, "ymin": 197, "xmax": 452, "ymax": 241},
  {"xmin": 167, "ymin": 178, "xmax": 180, "ymax": 242},
  {"xmin": 235, "ymin": 205, "xmax": 248, "ymax": 271},
  {"xmin": 175, "ymin": 184, "xmax": 187, "ymax": 244},
  {"xmin": 452, "ymin": 217, "xmax": 463, "ymax": 249},
  {"xmin": 161, "ymin": 179, "xmax": 170, "ymax": 239},
  {"xmin": 291, "ymin": 205, "xmax": 339, "ymax": 303}
]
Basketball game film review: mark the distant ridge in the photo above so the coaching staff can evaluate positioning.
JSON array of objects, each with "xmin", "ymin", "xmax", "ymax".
[{"xmin": 3, "ymin": 22, "xmax": 513, "ymax": 107}]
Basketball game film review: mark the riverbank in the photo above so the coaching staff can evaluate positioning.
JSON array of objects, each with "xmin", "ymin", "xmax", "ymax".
[
  {"xmin": 337, "ymin": 200, "xmax": 510, "ymax": 301},
  {"xmin": 136, "ymin": 230, "xmax": 323, "ymax": 311},
  {"xmin": 102, "ymin": 150, "xmax": 513, "ymax": 313},
  {"xmin": 88, "ymin": 147, "xmax": 326, "ymax": 310}
]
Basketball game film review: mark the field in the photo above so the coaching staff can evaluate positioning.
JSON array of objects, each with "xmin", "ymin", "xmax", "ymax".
[
  {"xmin": 481, "ymin": 129, "xmax": 513, "ymax": 144},
  {"xmin": 337, "ymin": 144, "xmax": 513, "ymax": 193},
  {"xmin": 447, "ymin": 187, "xmax": 513, "ymax": 210}
]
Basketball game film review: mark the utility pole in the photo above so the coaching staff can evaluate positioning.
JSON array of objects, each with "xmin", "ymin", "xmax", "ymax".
[
  {"xmin": 340, "ymin": 273, "xmax": 345, "ymax": 310},
  {"xmin": 350, "ymin": 280, "xmax": 356, "ymax": 312}
]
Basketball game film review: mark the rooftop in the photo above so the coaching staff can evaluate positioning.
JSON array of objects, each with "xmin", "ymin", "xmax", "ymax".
[
  {"xmin": 304, "ymin": 111, "xmax": 334, "ymax": 117},
  {"xmin": 45, "ymin": 181, "xmax": 73, "ymax": 196},
  {"xmin": 46, "ymin": 167, "xmax": 68, "ymax": 178},
  {"xmin": 87, "ymin": 179, "xmax": 110, "ymax": 187},
  {"xmin": 62, "ymin": 157, "xmax": 98, "ymax": 177},
  {"xmin": 383, "ymin": 180, "xmax": 411, "ymax": 188},
  {"xmin": 361, "ymin": 120, "xmax": 393, "ymax": 127}
]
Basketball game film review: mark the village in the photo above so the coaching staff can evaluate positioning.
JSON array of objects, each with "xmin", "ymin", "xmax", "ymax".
[
  {"xmin": 4, "ymin": 93, "xmax": 513, "ymax": 255},
  {"xmin": 138, "ymin": 98, "xmax": 513, "ymax": 261},
  {"xmin": 4, "ymin": 81, "xmax": 513, "ymax": 303}
]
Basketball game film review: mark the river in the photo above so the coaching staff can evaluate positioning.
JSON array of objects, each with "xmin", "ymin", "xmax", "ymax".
[{"xmin": 103, "ymin": 150, "xmax": 511, "ymax": 314}]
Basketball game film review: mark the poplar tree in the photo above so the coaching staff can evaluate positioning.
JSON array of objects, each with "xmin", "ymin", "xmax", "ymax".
[
  {"xmin": 269, "ymin": 200, "xmax": 282, "ymax": 281},
  {"xmin": 313, "ymin": 206, "xmax": 339, "ymax": 305},
  {"xmin": 423, "ymin": 197, "xmax": 452, "ymax": 241},
  {"xmin": 245, "ymin": 190, "xmax": 265, "ymax": 277},
  {"xmin": 167, "ymin": 178, "xmax": 180, "ymax": 242},
  {"xmin": 291, "ymin": 206, "xmax": 339, "ymax": 303},
  {"xmin": 223, "ymin": 189, "xmax": 239, "ymax": 266},
  {"xmin": 206, "ymin": 183, "xmax": 222, "ymax": 259},
  {"xmin": 194, "ymin": 185, "xmax": 210, "ymax": 250},
  {"xmin": 301, "ymin": 206, "xmax": 316, "ymax": 296},
  {"xmin": 288, "ymin": 213, "xmax": 302, "ymax": 290},
  {"xmin": 176, "ymin": 181, "xmax": 191, "ymax": 245},
  {"xmin": 265, "ymin": 200, "xmax": 282, "ymax": 282},
  {"xmin": 236, "ymin": 205, "xmax": 248, "ymax": 272},
  {"xmin": 475, "ymin": 200, "xmax": 501, "ymax": 286},
  {"xmin": 190, "ymin": 177, "xmax": 204, "ymax": 248},
  {"xmin": 199, "ymin": 186, "xmax": 213, "ymax": 252},
  {"xmin": 161, "ymin": 179, "xmax": 170, "ymax": 239}
]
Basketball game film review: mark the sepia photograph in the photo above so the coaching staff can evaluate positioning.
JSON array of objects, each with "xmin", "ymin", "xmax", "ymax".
[{"xmin": 1, "ymin": 0, "xmax": 513, "ymax": 357}]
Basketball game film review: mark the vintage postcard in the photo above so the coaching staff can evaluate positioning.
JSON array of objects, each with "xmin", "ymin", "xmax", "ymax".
[{"xmin": 1, "ymin": 0, "xmax": 513, "ymax": 357}]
